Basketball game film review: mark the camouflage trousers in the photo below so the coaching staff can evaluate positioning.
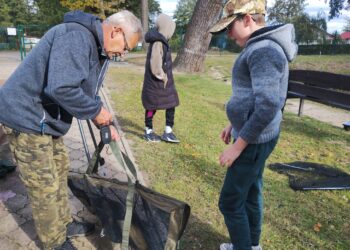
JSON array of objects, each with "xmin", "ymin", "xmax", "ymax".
[{"xmin": 2, "ymin": 126, "xmax": 72, "ymax": 250}]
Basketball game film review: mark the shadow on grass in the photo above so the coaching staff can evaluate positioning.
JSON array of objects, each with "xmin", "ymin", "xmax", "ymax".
[
  {"xmin": 181, "ymin": 215, "xmax": 228, "ymax": 250},
  {"xmin": 175, "ymin": 140, "xmax": 349, "ymax": 248},
  {"xmin": 282, "ymin": 114, "xmax": 349, "ymax": 142},
  {"xmin": 175, "ymin": 151, "xmax": 224, "ymax": 190},
  {"xmin": 116, "ymin": 116, "xmax": 145, "ymax": 139},
  {"xmin": 166, "ymin": 151, "xmax": 231, "ymax": 249}
]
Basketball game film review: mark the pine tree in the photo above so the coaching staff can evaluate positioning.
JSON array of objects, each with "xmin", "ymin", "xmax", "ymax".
[
  {"xmin": 59, "ymin": 0, "xmax": 125, "ymax": 19},
  {"xmin": 173, "ymin": 0, "xmax": 197, "ymax": 35},
  {"xmin": 0, "ymin": 0, "xmax": 12, "ymax": 26}
]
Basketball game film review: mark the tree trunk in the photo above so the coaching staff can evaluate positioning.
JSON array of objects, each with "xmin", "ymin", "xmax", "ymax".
[
  {"xmin": 141, "ymin": 0, "xmax": 149, "ymax": 50},
  {"xmin": 173, "ymin": 0, "xmax": 223, "ymax": 72}
]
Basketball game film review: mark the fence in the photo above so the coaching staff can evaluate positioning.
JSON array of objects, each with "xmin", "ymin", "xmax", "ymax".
[
  {"xmin": 0, "ymin": 25, "xmax": 50, "ymax": 59},
  {"xmin": 209, "ymin": 36, "xmax": 350, "ymax": 55},
  {"xmin": 208, "ymin": 32, "xmax": 350, "ymax": 55},
  {"xmin": 18, "ymin": 25, "xmax": 51, "ymax": 59},
  {"xmin": 297, "ymin": 44, "xmax": 350, "ymax": 55},
  {"xmin": 0, "ymin": 27, "xmax": 17, "ymax": 50}
]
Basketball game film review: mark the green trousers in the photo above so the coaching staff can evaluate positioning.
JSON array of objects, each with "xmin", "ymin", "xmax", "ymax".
[
  {"xmin": 3, "ymin": 126, "xmax": 72, "ymax": 249},
  {"xmin": 219, "ymin": 137, "xmax": 278, "ymax": 250}
]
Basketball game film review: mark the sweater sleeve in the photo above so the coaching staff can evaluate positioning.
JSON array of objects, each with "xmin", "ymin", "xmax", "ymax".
[
  {"xmin": 150, "ymin": 41, "xmax": 168, "ymax": 83},
  {"xmin": 45, "ymin": 31, "xmax": 102, "ymax": 120},
  {"xmin": 238, "ymin": 46, "xmax": 286, "ymax": 143}
]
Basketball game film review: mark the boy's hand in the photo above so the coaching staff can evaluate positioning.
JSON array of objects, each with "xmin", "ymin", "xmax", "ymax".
[
  {"xmin": 221, "ymin": 124, "xmax": 232, "ymax": 145},
  {"xmin": 219, "ymin": 137, "xmax": 248, "ymax": 167},
  {"xmin": 219, "ymin": 144, "xmax": 241, "ymax": 167}
]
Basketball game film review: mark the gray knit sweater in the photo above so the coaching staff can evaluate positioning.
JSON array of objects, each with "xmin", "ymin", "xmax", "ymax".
[{"xmin": 226, "ymin": 24, "xmax": 298, "ymax": 144}]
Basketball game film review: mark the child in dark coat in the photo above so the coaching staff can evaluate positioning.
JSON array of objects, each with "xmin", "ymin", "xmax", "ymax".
[{"xmin": 142, "ymin": 14, "xmax": 180, "ymax": 143}]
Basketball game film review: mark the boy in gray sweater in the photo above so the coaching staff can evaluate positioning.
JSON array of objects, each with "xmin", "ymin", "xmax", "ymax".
[{"xmin": 210, "ymin": 0, "xmax": 297, "ymax": 249}]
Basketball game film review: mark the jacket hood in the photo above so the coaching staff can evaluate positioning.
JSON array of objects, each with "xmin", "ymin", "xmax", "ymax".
[
  {"xmin": 145, "ymin": 29, "xmax": 168, "ymax": 45},
  {"xmin": 155, "ymin": 13, "xmax": 176, "ymax": 40},
  {"xmin": 64, "ymin": 10, "xmax": 104, "ymax": 53},
  {"xmin": 247, "ymin": 24, "xmax": 298, "ymax": 62}
]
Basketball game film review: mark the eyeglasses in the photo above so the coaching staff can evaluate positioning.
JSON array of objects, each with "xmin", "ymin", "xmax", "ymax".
[
  {"xmin": 225, "ymin": 22, "xmax": 234, "ymax": 32},
  {"xmin": 225, "ymin": 14, "xmax": 249, "ymax": 32},
  {"xmin": 122, "ymin": 31, "xmax": 130, "ymax": 53}
]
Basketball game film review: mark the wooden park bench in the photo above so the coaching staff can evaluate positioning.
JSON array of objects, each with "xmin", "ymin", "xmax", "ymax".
[{"xmin": 287, "ymin": 70, "xmax": 350, "ymax": 130}]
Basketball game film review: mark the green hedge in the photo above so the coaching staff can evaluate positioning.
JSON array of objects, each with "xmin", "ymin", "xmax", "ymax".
[
  {"xmin": 0, "ymin": 28, "xmax": 17, "ymax": 50},
  {"xmin": 298, "ymin": 44, "xmax": 350, "ymax": 55},
  {"xmin": 210, "ymin": 33, "xmax": 242, "ymax": 53},
  {"xmin": 0, "ymin": 43, "xmax": 10, "ymax": 50}
]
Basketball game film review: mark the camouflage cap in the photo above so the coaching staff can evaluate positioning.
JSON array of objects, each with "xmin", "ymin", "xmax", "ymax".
[{"xmin": 209, "ymin": 0, "xmax": 266, "ymax": 33}]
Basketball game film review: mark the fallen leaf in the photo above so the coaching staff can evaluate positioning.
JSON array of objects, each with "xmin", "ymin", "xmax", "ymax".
[{"xmin": 313, "ymin": 222, "xmax": 322, "ymax": 232}]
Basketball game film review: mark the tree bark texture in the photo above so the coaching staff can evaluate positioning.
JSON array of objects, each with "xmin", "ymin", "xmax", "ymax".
[
  {"xmin": 173, "ymin": 0, "xmax": 223, "ymax": 72},
  {"xmin": 141, "ymin": 0, "xmax": 149, "ymax": 50}
]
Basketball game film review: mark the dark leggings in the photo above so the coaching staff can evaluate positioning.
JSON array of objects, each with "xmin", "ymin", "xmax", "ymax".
[{"xmin": 145, "ymin": 107, "xmax": 175, "ymax": 129}]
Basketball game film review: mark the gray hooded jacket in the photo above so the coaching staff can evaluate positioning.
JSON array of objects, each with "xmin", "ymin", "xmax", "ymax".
[
  {"xmin": 226, "ymin": 24, "xmax": 298, "ymax": 143},
  {"xmin": 0, "ymin": 11, "xmax": 105, "ymax": 137}
]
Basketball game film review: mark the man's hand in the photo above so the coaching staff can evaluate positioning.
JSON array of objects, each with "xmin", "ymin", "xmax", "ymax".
[
  {"xmin": 221, "ymin": 124, "xmax": 232, "ymax": 145},
  {"xmin": 110, "ymin": 125, "xmax": 120, "ymax": 141},
  {"xmin": 93, "ymin": 107, "xmax": 113, "ymax": 126}
]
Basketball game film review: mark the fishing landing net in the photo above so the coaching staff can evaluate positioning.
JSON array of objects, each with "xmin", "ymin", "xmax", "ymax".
[{"xmin": 268, "ymin": 161, "xmax": 350, "ymax": 191}]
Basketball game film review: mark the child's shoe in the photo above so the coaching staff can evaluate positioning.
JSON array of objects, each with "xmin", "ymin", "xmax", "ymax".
[
  {"xmin": 161, "ymin": 126, "xmax": 180, "ymax": 143},
  {"xmin": 219, "ymin": 243, "xmax": 262, "ymax": 250},
  {"xmin": 144, "ymin": 129, "xmax": 161, "ymax": 142},
  {"xmin": 220, "ymin": 243, "xmax": 234, "ymax": 250},
  {"xmin": 161, "ymin": 132, "xmax": 180, "ymax": 143}
]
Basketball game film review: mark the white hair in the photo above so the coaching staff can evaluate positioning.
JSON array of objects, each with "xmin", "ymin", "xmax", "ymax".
[{"xmin": 105, "ymin": 10, "xmax": 143, "ymax": 42}]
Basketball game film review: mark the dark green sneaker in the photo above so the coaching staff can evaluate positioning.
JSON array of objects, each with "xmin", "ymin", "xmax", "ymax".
[
  {"xmin": 66, "ymin": 220, "xmax": 95, "ymax": 238},
  {"xmin": 0, "ymin": 160, "xmax": 16, "ymax": 178},
  {"xmin": 53, "ymin": 239, "xmax": 77, "ymax": 250}
]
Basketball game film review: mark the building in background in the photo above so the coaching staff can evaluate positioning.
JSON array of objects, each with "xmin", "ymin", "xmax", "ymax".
[{"xmin": 340, "ymin": 31, "xmax": 350, "ymax": 44}]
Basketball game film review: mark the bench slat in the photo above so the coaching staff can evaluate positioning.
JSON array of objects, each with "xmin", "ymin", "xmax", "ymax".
[
  {"xmin": 289, "ymin": 70, "xmax": 350, "ymax": 91},
  {"xmin": 288, "ymin": 81, "xmax": 350, "ymax": 111}
]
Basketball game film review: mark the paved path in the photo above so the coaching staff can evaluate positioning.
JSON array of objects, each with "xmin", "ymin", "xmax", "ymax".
[
  {"xmin": 285, "ymin": 99, "xmax": 349, "ymax": 129},
  {"xmin": 0, "ymin": 51, "xmax": 142, "ymax": 249}
]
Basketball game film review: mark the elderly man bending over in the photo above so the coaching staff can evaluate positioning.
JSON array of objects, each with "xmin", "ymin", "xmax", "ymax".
[{"xmin": 0, "ymin": 10, "xmax": 142, "ymax": 250}]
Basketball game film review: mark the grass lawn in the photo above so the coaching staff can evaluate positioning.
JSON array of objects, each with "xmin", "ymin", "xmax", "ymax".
[{"xmin": 106, "ymin": 53, "xmax": 350, "ymax": 249}]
